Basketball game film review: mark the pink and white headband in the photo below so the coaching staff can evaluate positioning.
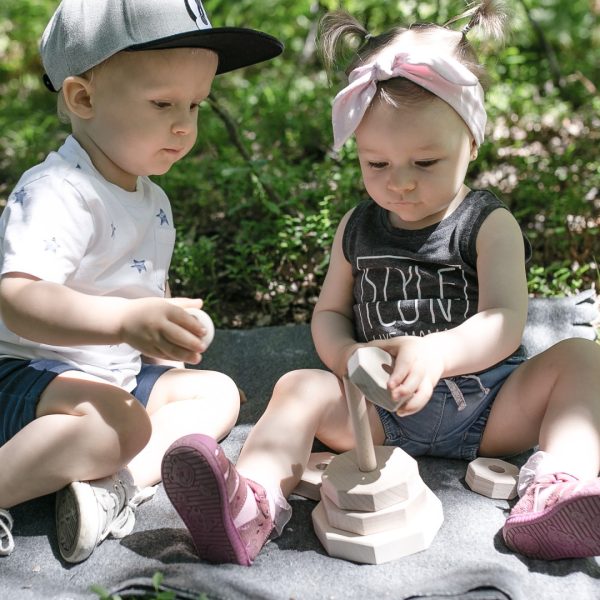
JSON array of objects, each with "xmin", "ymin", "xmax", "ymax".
[{"xmin": 331, "ymin": 42, "xmax": 487, "ymax": 150}]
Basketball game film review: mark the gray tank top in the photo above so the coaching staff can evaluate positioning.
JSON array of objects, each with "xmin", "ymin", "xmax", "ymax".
[{"xmin": 342, "ymin": 190, "xmax": 529, "ymax": 342}]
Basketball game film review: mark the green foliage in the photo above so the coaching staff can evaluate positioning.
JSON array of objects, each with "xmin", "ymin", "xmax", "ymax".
[{"xmin": 1, "ymin": 0, "xmax": 598, "ymax": 327}]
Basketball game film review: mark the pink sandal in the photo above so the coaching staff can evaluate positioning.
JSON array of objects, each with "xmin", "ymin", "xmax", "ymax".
[
  {"xmin": 162, "ymin": 434, "xmax": 273, "ymax": 566},
  {"xmin": 503, "ymin": 472, "xmax": 600, "ymax": 560}
]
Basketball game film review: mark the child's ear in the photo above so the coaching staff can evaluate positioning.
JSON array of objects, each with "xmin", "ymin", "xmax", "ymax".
[
  {"xmin": 61, "ymin": 76, "xmax": 94, "ymax": 119},
  {"xmin": 470, "ymin": 138, "xmax": 478, "ymax": 161}
]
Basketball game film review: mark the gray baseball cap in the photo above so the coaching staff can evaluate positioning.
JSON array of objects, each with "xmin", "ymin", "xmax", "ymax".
[{"xmin": 40, "ymin": 0, "xmax": 284, "ymax": 91}]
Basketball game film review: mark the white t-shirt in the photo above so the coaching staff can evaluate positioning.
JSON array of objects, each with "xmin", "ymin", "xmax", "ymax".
[{"xmin": 0, "ymin": 135, "xmax": 176, "ymax": 391}]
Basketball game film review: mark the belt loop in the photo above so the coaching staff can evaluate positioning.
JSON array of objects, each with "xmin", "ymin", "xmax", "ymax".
[
  {"xmin": 463, "ymin": 374, "xmax": 490, "ymax": 396},
  {"xmin": 443, "ymin": 378, "xmax": 467, "ymax": 411}
]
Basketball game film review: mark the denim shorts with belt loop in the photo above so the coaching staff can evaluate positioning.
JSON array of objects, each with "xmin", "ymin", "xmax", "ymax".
[{"xmin": 376, "ymin": 354, "xmax": 526, "ymax": 461}]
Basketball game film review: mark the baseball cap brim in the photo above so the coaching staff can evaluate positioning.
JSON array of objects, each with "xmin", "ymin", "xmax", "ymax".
[{"xmin": 128, "ymin": 27, "xmax": 283, "ymax": 74}]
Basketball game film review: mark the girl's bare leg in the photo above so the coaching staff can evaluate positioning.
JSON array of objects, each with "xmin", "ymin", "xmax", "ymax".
[
  {"xmin": 480, "ymin": 338, "xmax": 600, "ymax": 478},
  {"xmin": 236, "ymin": 368, "xmax": 385, "ymax": 497},
  {"xmin": 479, "ymin": 338, "xmax": 600, "ymax": 559},
  {"xmin": 160, "ymin": 368, "xmax": 385, "ymax": 565}
]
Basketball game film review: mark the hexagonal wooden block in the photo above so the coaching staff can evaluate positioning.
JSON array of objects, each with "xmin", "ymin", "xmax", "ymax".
[
  {"xmin": 292, "ymin": 452, "xmax": 337, "ymax": 501},
  {"xmin": 321, "ymin": 446, "xmax": 421, "ymax": 512},
  {"xmin": 347, "ymin": 346, "xmax": 404, "ymax": 412},
  {"xmin": 466, "ymin": 457, "xmax": 519, "ymax": 500},
  {"xmin": 321, "ymin": 483, "xmax": 429, "ymax": 535},
  {"xmin": 312, "ymin": 491, "xmax": 444, "ymax": 564}
]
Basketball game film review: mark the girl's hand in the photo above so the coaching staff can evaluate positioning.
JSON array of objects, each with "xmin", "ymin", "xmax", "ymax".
[
  {"xmin": 119, "ymin": 297, "xmax": 208, "ymax": 364},
  {"xmin": 370, "ymin": 336, "xmax": 444, "ymax": 416}
]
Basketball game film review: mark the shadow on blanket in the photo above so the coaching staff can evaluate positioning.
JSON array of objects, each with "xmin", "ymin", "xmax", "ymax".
[{"xmin": 4, "ymin": 292, "xmax": 600, "ymax": 600}]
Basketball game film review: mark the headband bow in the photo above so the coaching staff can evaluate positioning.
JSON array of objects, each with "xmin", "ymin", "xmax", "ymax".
[{"xmin": 331, "ymin": 44, "xmax": 487, "ymax": 150}]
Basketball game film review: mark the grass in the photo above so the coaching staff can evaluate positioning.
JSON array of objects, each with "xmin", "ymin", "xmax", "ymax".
[{"xmin": 91, "ymin": 572, "xmax": 210, "ymax": 600}]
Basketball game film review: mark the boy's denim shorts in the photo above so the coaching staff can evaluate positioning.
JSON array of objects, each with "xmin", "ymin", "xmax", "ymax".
[
  {"xmin": 0, "ymin": 357, "xmax": 173, "ymax": 447},
  {"xmin": 376, "ymin": 355, "xmax": 526, "ymax": 461}
]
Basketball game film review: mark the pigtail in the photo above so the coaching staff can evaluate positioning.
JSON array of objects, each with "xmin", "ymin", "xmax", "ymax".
[
  {"xmin": 446, "ymin": 0, "xmax": 509, "ymax": 41},
  {"xmin": 318, "ymin": 11, "xmax": 371, "ymax": 77}
]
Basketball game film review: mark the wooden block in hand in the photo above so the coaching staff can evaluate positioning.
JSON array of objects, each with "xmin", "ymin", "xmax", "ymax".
[
  {"xmin": 186, "ymin": 308, "xmax": 215, "ymax": 347},
  {"xmin": 347, "ymin": 347, "xmax": 403, "ymax": 412},
  {"xmin": 292, "ymin": 452, "xmax": 337, "ymax": 501},
  {"xmin": 465, "ymin": 457, "xmax": 519, "ymax": 500}
]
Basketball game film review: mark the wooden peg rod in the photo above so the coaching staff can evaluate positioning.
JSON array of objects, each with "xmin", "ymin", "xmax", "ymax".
[{"xmin": 343, "ymin": 376, "xmax": 377, "ymax": 472}]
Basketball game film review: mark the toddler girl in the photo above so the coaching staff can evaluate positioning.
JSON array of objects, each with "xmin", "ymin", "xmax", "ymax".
[{"xmin": 161, "ymin": 1, "xmax": 600, "ymax": 565}]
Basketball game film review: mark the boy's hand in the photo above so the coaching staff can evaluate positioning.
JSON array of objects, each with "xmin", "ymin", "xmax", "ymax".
[
  {"xmin": 370, "ymin": 336, "xmax": 444, "ymax": 416},
  {"xmin": 184, "ymin": 307, "xmax": 215, "ymax": 346},
  {"xmin": 119, "ymin": 297, "xmax": 209, "ymax": 364}
]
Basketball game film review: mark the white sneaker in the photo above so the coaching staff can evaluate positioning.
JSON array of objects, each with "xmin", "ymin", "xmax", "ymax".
[
  {"xmin": 55, "ymin": 468, "xmax": 155, "ymax": 563},
  {"xmin": 0, "ymin": 509, "xmax": 14, "ymax": 556}
]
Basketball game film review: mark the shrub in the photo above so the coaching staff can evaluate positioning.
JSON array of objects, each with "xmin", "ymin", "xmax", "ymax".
[{"xmin": 1, "ymin": 0, "xmax": 598, "ymax": 327}]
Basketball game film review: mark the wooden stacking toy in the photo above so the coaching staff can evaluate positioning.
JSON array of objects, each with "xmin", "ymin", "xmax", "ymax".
[
  {"xmin": 293, "ymin": 452, "xmax": 337, "ymax": 501},
  {"xmin": 465, "ymin": 457, "xmax": 519, "ymax": 500},
  {"xmin": 311, "ymin": 348, "xmax": 443, "ymax": 564},
  {"xmin": 347, "ymin": 346, "xmax": 399, "ymax": 411}
]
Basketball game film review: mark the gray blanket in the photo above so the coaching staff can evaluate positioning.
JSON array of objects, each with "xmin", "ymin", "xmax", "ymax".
[{"xmin": 3, "ymin": 292, "xmax": 600, "ymax": 599}]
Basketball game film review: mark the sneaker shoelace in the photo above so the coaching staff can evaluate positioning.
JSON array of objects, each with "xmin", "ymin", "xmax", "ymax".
[
  {"xmin": 0, "ymin": 508, "xmax": 15, "ymax": 556},
  {"xmin": 107, "ymin": 484, "xmax": 157, "ymax": 539},
  {"xmin": 531, "ymin": 472, "xmax": 583, "ymax": 513},
  {"xmin": 92, "ymin": 478, "xmax": 128, "ymax": 541}
]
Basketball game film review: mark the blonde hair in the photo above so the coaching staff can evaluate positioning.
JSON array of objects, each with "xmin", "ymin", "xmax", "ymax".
[
  {"xmin": 318, "ymin": 1, "xmax": 508, "ymax": 107},
  {"xmin": 56, "ymin": 91, "xmax": 71, "ymax": 124}
]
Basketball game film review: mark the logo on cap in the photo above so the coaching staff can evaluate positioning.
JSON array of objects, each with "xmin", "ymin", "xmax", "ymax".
[{"xmin": 185, "ymin": 0, "xmax": 209, "ymax": 29}]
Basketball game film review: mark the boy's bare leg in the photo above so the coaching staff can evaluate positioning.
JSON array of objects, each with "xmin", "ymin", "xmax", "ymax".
[
  {"xmin": 128, "ymin": 368, "xmax": 240, "ymax": 488},
  {"xmin": 0, "ymin": 370, "xmax": 150, "ymax": 509}
]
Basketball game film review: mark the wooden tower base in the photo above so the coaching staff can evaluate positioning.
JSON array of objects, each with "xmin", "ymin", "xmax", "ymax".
[{"xmin": 309, "ymin": 348, "xmax": 444, "ymax": 564}]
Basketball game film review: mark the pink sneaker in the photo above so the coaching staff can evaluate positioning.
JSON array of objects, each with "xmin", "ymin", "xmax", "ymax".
[
  {"xmin": 503, "ymin": 472, "xmax": 600, "ymax": 560},
  {"xmin": 161, "ymin": 434, "xmax": 273, "ymax": 566}
]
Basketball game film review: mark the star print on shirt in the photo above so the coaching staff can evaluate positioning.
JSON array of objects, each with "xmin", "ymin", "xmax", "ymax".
[
  {"xmin": 12, "ymin": 189, "xmax": 28, "ymax": 205},
  {"xmin": 44, "ymin": 237, "xmax": 60, "ymax": 253},
  {"xmin": 156, "ymin": 209, "xmax": 169, "ymax": 226},
  {"xmin": 131, "ymin": 259, "xmax": 147, "ymax": 273},
  {"xmin": 110, "ymin": 223, "xmax": 117, "ymax": 239}
]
